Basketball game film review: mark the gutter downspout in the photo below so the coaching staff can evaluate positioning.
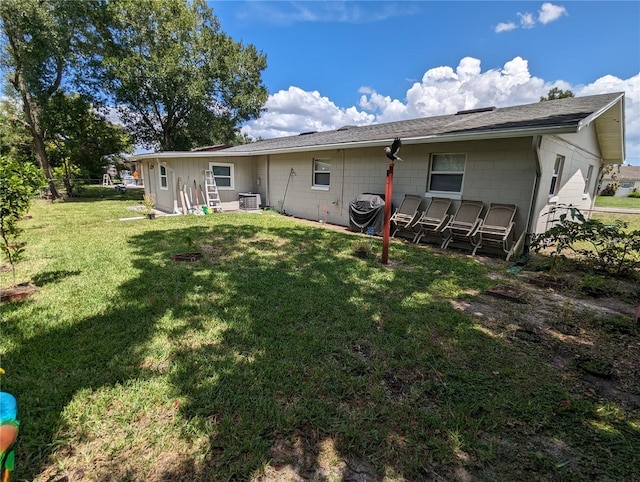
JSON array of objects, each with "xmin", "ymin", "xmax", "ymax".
[
  {"xmin": 340, "ymin": 149, "xmax": 345, "ymax": 217},
  {"xmin": 265, "ymin": 155, "xmax": 270, "ymax": 209},
  {"xmin": 524, "ymin": 135, "xmax": 543, "ymax": 253}
]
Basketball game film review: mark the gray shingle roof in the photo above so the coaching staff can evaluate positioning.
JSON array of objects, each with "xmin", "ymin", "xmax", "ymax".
[
  {"xmin": 603, "ymin": 165, "xmax": 640, "ymax": 181},
  {"xmin": 223, "ymin": 92, "xmax": 624, "ymax": 155}
]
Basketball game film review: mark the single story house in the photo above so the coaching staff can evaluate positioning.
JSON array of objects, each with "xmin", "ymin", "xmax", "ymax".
[
  {"xmin": 600, "ymin": 165, "xmax": 640, "ymax": 196},
  {"xmin": 133, "ymin": 92, "xmax": 626, "ymax": 254}
]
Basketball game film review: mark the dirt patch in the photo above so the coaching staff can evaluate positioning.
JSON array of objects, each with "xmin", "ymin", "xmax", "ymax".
[
  {"xmin": 450, "ymin": 263, "xmax": 640, "ymax": 410},
  {"xmin": 0, "ymin": 282, "xmax": 38, "ymax": 302}
]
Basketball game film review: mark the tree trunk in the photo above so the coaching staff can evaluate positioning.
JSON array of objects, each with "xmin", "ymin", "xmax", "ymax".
[
  {"xmin": 62, "ymin": 160, "xmax": 74, "ymax": 197},
  {"xmin": 19, "ymin": 86, "xmax": 61, "ymax": 199},
  {"xmin": 32, "ymin": 131, "xmax": 60, "ymax": 199}
]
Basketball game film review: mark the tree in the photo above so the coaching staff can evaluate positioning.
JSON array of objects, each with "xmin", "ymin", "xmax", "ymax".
[
  {"xmin": 0, "ymin": 155, "xmax": 45, "ymax": 285},
  {"xmin": 92, "ymin": 0, "xmax": 268, "ymax": 151},
  {"xmin": 0, "ymin": 98, "xmax": 33, "ymax": 163},
  {"xmin": 42, "ymin": 92, "xmax": 133, "ymax": 195},
  {"xmin": 0, "ymin": 0, "xmax": 88, "ymax": 199},
  {"xmin": 540, "ymin": 87, "xmax": 574, "ymax": 102}
]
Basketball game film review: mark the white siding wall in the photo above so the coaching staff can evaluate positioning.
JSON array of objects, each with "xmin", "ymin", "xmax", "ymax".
[
  {"xmin": 144, "ymin": 156, "xmax": 259, "ymax": 212},
  {"xmin": 266, "ymin": 139, "xmax": 537, "ymax": 239},
  {"xmin": 533, "ymin": 128, "xmax": 602, "ymax": 233}
]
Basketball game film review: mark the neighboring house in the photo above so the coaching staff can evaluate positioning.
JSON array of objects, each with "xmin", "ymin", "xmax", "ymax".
[
  {"xmin": 600, "ymin": 165, "xmax": 640, "ymax": 196},
  {"xmin": 133, "ymin": 92, "xmax": 626, "ymax": 254}
]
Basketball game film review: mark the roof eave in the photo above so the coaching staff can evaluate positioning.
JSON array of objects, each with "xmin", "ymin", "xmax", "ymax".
[
  {"xmin": 576, "ymin": 92, "xmax": 625, "ymax": 132},
  {"xmin": 211, "ymin": 125, "xmax": 578, "ymax": 157}
]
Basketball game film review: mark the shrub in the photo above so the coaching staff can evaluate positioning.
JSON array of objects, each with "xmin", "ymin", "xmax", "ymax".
[
  {"xmin": 628, "ymin": 188, "xmax": 640, "ymax": 198},
  {"xmin": 531, "ymin": 205, "xmax": 640, "ymax": 277},
  {"xmin": 600, "ymin": 182, "xmax": 618, "ymax": 196},
  {"xmin": 0, "ymin": 156, "xmax": 46, "ymax": 284}
]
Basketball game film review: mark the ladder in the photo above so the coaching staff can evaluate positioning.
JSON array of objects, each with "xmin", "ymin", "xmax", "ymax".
[{"xmin": 204, "ymin": 170, "xmax": 224, "ymax": 212}]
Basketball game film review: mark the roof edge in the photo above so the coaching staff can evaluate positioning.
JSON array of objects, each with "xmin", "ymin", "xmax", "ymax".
[
  {"xmin": 577, "ymin": 92, "xmax": 625, "ymax": 131},
  {"xmin": 132, "ymin": 126, "xmax": 576, "ymax": 160}
]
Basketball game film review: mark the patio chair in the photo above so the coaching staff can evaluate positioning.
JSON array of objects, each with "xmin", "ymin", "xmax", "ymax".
[
  {"xmin": 390, "ymin": 194, "xmax": 423, "ymax": 238},
  {"xmin": 440, "ymin": 200, "xmax": 484, "ymax": 251},
  {"xmin": 471, "ymin": 203, "xmax": 518, "ymax": 260},
  {"xmin": 412, "ymin": 197, "xmax": 452, "ymax": 244}
]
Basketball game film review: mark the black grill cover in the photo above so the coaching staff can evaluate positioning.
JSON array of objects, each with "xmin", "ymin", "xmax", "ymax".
[{"xmin": 349, "ymin": 194, "xmax": 386, "ymax": 235}]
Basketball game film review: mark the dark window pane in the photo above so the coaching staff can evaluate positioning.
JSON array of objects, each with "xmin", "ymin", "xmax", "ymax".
[
  {"xmin": 430, "ymin": 174, "xmax": 462, "ymax": 192},
  {"xmin": 315, "ymin": 172, "xmax": 330, "ymax": 186}
]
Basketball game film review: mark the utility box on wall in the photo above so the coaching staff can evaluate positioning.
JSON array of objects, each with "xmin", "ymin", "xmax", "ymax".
[{"xmin": 239, "ymin": 193, "xmax": 261, "ymax": 211}]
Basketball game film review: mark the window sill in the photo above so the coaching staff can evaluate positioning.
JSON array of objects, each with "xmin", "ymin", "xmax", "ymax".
[
  {"xmin": 548, "ymin": 195, "xmax": 559, "ymax": 203},
  {"xmin": 312, "ymin": 185, "xmax": 330, "ymax": 191},
  {"xmin": 425, "ymin": 192, "xmax": 461, "ymax": 201}
]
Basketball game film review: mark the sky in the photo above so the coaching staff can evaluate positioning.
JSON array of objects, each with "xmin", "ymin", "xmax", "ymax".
[{"xmin": 211, "ymin": 1, "xmax": 640, "ymax": 164}]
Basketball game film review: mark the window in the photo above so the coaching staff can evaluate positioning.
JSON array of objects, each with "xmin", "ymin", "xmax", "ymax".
[
  {"xmin": 583, "ymin": 165, "xmax": 593, "ymax": 194},
  {"xmin": 427, "ymin": 153, "xmax": 465, "ymax": 193},
  {"xmin": 549, "ymin": 155, "xmax": 564, "ymax": 196},
  {"xmin": 313, "ymin": 159, "xmax": 330, "ymax": 188},
  {"xmin": 159, "ymin": 164, "xmax": 168, "ymax": 190},
  {"xmin": 209, "ymin": 162, "xmax": 234, "ymax": 189}
]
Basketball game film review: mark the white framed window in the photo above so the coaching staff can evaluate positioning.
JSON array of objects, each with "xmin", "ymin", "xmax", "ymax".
[
  {"xmin": 159, "ymin": 164, "xmax": 168, "ymax": 190},
  {"xmin": 583, "ymin": 165, "xmax": 594, "ymax": 194},
  {"xmin": 313, "ymin": 159, "xmax": 330, "ymax": 189},
  {"xmin": 209, "ymin": 162, "xmax": 234, "ymax": 190},
  {"xmin": 427, "ymin": 153, "xmax": 465, "ymax": 194},
  {"xmin": 549, "ymin": 155, "xmax": 564, "ymax": 196}
]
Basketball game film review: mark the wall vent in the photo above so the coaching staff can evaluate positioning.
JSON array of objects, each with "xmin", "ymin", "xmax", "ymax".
[{"xmin": 455, "ymin": 106, "xmax": 497, "ymax": 115}]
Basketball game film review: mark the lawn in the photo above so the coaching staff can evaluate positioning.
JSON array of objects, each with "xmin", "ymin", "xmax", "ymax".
[
  {"xmin": 594, "ymin": 195, "xmax": 640, "ymax": 210},
  {"xmin": 1, "ymin": 194, "xmax": 639, "ymax": 481}
]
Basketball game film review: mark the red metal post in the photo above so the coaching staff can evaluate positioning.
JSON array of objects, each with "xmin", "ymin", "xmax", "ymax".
[{"xmin": 381, "ymin": 162, "xmax": 394, "ymax": 264}]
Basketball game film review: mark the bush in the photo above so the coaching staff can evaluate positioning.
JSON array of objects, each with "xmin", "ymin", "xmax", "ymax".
[
  {"xmin": 0, "ymin": 156, "xmax": 46, "ymax": 283},
  {"xmin": 628, "ymin": 188, "xmax": 640, "ymax": 198},
  {"xmin": 600, "ymin": 182, "xmax": 618, "ymax": 196},
  {"xmin": 531, "ymin": 205, "xmax": 640, "ymax": 277}
]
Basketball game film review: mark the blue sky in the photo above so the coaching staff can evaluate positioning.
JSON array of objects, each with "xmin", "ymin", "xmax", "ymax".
[{"xmin": 212, "ymin": 1, "xmax": 640, "ymax": 164}]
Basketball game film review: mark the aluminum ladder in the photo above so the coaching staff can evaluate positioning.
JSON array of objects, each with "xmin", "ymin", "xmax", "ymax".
[{"xmin": 204, "ymin": 170, "xmax": 224, "ymax": 212}]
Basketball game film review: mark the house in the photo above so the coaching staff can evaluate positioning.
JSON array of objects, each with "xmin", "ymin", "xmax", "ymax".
[
  {"xmin": 133, "ymin": 92, "xmax": 626, "ymax": 254},
  {"xmin": 600, "ymin": 165, "xmax": 640, "ymax": 196}
]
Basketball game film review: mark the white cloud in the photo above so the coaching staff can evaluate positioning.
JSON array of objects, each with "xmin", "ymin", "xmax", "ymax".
[
  {"xmin": 517, "ymin": 12, "xmax": 536, "ymax": 29},
  {"xmin": 241, "ymin": 57, "xmax": 640, "ymax": 164},
  {"xmin": 495, "ymin": 22, "xmax": 517, "ymax": 33},
  {"xmin": 241, "ymin": 86, "xmax": 375, "ymax": 139},
  {"xmin": 538, "ymin": 2, "xmax": 568, "ymax": 24},
  {"xmin": 496, "ymin": 2, "xmax": 567, "ymax": 32}
]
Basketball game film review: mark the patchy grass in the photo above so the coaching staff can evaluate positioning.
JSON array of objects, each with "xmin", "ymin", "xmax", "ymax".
[{"xmin": 1, "ymin": 198, "xmax": 639, "ymax": 481}]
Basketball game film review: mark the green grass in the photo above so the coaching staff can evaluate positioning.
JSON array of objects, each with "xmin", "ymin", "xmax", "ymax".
[
  {"xmin": 595, "ymin": 195, "xmax": 640, "ymax": 209},
  {"xmin": 1, "ymin": 198, "xmax": 639, "ymax": 481}
]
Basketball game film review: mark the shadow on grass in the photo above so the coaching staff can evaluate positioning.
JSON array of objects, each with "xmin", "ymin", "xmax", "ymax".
[
  {"xmin": 31, "ymin": 269, "xmax": 82, "ymax": 287},
  {"xmin": 3, "ymin": 219, "xmax": 639, "ymax": 480}
]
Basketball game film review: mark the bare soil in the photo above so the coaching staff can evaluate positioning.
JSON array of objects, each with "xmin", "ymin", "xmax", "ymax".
[{"xmin": 454, "ymin": 254, "xmax": 640, "ymax": 411}]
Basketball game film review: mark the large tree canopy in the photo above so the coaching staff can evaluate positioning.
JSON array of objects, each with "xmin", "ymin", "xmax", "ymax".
[
  {"xmin": 0, "ymin": 0, "xmax": 101, "ymax": 197},
  {"xmin": 43, "ymin": 92, "xmax": 133, "ymax": 194},
  {"xmin": 1, "ymin": 0, "xmax": 265, "ymax": 197},
  {"xmin": 94, "ymin": 0, "xmax": 268, "ymax": 151},
  {"xmin": 0, "ymin": 0, "xmax": 90, "ymax": 198}
]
